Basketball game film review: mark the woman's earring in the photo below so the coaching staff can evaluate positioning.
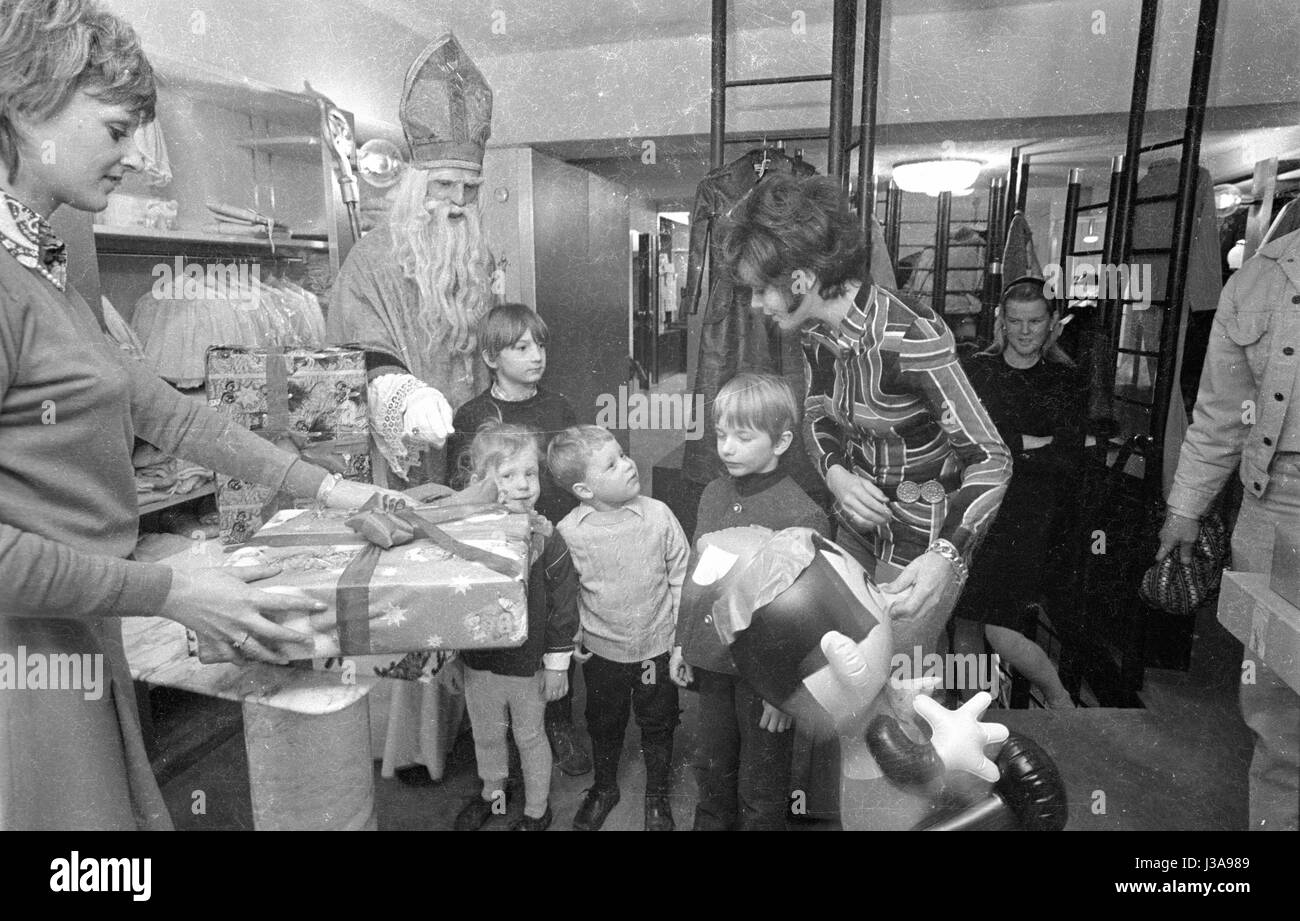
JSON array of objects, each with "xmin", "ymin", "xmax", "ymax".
[{"xmin": 791, "ymin": 276, "xmax": 808, "ymax": 296}]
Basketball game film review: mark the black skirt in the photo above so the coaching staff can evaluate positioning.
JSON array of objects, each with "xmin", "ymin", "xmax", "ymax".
[{"xmin": 955, "ymin": 468, "xmax": 1064, "ymax": 629}]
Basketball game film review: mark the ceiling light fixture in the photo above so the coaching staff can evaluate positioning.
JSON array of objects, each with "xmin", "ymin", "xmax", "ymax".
[{"xmin": 891, "ymin": 157, "xmax": 983, "ymax": 197}]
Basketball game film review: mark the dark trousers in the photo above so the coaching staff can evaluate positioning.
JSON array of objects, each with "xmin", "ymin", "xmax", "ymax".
[
  {"xmin": 583, "ymin": 650, "xmax": 679, "ymax": 795},
  {"xmin": 692, "ymin": 668, "xmax": 793, "ymax": 831}
]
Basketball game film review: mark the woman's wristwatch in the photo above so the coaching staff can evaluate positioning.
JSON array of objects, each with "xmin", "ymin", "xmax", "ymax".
[{"xmin": 926, "ymin": 538, "xmax": 968, "ymax": 584}]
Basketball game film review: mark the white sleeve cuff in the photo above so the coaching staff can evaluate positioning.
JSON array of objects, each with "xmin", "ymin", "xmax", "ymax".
[
  {"xmin": 543, "ymin": 651, "xmax": 572, "ymax": 671},
  {"xmin": 368, "ymin": 373, "xmax": 423, "ymax": 480}
]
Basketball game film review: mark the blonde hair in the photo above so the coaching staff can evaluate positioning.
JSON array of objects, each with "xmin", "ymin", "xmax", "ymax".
[
  {"xmin": 387, "ymin": 166, "xmax": 493, "ymax": 354},
  {"xmin": 546, "ymin": 425, "xmax": 616, "ymax": 493},
  {"xmin": 714, "ymin": 372, "xmax": 798, "ymax": 442},
  {"xmin": 0, "ymin": 0, "xmax": 156, "ymax": 179},
  {"xmin": 981, "ymin": 281, "xmax": 1075, "ymax": 367},
  {"xmin": 468, "ymin": 421, "xmax": 540, "ymax": 481}
]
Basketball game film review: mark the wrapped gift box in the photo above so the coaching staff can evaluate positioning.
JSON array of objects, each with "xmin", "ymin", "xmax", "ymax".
[
  {"xmin": 1217, "ymin": 570, "xmax": 1300, "ymax": 694},
  {"xmin": 206, "ymin": 346, "xmax": 371, "ymax": 544},
  {"xmin": 195, "ymin": 504, "xmax": 533, "ymax": 663},
  {"xmin": 1269, "ymin": 524, "xmax": 1300, "ymax": 609}
]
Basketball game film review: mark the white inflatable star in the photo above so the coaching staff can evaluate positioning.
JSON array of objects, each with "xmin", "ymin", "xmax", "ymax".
[{"xmin": 912, "ymin": 691, "xmax": 1010, "ymax": 783}]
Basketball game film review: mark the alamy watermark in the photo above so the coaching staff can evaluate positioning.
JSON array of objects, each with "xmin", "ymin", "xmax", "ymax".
[
  {"xmin": 49, "ymin": 852, "xmax": 151, "ymax": 901},
  {"xmin": 594, "ymin": 384, "xmax": 706, "ymax": 441},
  {"xmin": 890, "ymin": 646, "xmax": 1001, "ymax": 696},
  {"xmin": 0, "ymin": 648, "xmax": 104, "ymax": 700},
  {"xmin": 1042, "ymin": 261, "xmax": 1153, "ymax": 308},
  {"xmin": 151, "ymin": 256, "xmax": 261, "ymax": 300}
]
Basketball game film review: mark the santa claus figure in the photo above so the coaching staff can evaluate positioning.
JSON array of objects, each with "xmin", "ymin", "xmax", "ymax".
[
  {"xmin": 328, "ymin": 30, "xmax": 495, "ymax": 488},
  {"xmin": 325, "ymin": 32, "xmax": 499, "ymax": 785}
]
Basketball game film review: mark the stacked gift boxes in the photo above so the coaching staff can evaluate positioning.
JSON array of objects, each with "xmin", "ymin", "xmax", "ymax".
[
  {"xmin": 194, "ymin": 503, "xmax": 533, "ymax": 663},
  {"xmin": 205, "ymin": 346, "xmax": 371, "ymax": 544}
]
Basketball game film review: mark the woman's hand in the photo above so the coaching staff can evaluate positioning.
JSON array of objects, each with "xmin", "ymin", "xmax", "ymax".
[
  {"xmin": 541, "ymin": 668, "xmax": 569, "ymax": 702},
  {"xmin": 826, "ymin": 466, "xmax": 891, "ymax": 530},
  {"xmin": 159, "ymin": 564, "xmax": 320, "ymax": 665},
  {"xmin": 881, "ymin": 551, "xmax": 958, "ymax": 647},
  {"xmin": 1021, "ymin": 434, "xmax": 1053, "ymax": 450},
  {"xmin": 668, "ymin": 646, "xmax": 694, "ymax": 688},
  {"xmin": 758, "ymin": 700, "xmax": 792, "ymax": 733},
  {"xmin": 1156, "ymin": 511, "xmax": 1201, "ymax": 566}
]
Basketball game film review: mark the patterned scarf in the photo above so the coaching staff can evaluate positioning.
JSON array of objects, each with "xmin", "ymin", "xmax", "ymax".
[{"xmin": 0, "ymin": 190, "xmax": 67, "ymax": 291}]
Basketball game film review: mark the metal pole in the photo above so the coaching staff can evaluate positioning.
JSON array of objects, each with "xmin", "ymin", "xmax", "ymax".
[
  {"xmin": 828, "ymin": 0, "xmax": 857, "ymax": 184},
  {"xmin": 1005, "ymin": 147, "xmax": 1021, "ymax": 220},
  {"xmin": 1115, "ymin": 0, "xmax": 1160, "ymax": 272},
  {"xmin": 1059, "ymin": 167, "xmax": 1083, "ymax": 352},
  {"xmin": 933, "ymin": 192, "xmax": 952, "ymax": 322},
  {"xmin": 1149, "ymin": 0, "xmax": 1220, "ymax": 491},
  {"xmin": 1061, "ymin": 168, "xmax": 1083, "ymax": 295},
  {"xmin": 710, "ymin": 0, "xmax": 727, "ymax": 169},
  {"xmin": 1016, "ymin": 156, "xmax": 1031, "ymax": 213},
  {"xmin": 885, "ymin": 179, "xmax": 902, "ymax": 267},
  {"xmin": 1100, "ymin": 154, "xmax": 1125, "ymax": 408},
  {"xmin": 980, "ymin": 175, "xmax": 1005, "ymax": 340},
  {"xmin": 856, "ymin": 0, "xmax": 883, "ymax": 242}
]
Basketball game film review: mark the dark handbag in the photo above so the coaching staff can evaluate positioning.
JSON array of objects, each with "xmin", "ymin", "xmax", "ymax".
[{"xmin": 1139, "ymin": 501, "xmax": 1229, "ymax": 616}]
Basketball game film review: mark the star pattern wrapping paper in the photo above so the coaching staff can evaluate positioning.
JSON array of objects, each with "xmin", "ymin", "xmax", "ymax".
[{"xmin": 194, "ymin": 506, "xmax": 531, "ymax": 663}]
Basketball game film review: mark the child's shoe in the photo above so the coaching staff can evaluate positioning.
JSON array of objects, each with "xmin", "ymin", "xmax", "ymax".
[
  {"xmin": 572, "ymin": 786, "xmax": 621, "ymax": 831},
  {"xmin": 510, "ymin": 807, "xmax": 553, "ymax": 831},
  {"xmin": 454, "ymin": 794, "xmax": 501, "ymax": 831},
  {"xmin": 645, "ymin": 794, "xmax": 675, "ymax": 832}
]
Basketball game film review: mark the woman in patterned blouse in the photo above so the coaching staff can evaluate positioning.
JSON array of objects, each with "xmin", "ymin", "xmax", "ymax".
[{"xmin": 723, "ymin": 174, "xmax": 1012, "ymax": 654}]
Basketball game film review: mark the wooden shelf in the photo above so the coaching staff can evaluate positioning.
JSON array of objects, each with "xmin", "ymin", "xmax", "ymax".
[
  {"xmin": 138, "ymin": 483, "xmax": 216, "ymax": 517},
  {"xmin": 239, "ymin": 136, "xmax": 322, "ymax": 160},
  {"xmin": 94, "ymin": 225, "xmax": 329, "ymax": 256}
]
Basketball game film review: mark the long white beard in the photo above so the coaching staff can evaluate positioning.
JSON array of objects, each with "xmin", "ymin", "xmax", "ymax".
[{"xmin": 391, "ymin": 199, "xmax": 492, "ymax": 354}]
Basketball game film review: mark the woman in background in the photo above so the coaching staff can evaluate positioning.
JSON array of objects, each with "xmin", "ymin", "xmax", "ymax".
[{"xmin": 954, "ymin": 277, "xmax": 1085, "ymax": 708}]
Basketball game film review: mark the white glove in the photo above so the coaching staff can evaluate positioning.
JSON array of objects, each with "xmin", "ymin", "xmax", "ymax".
[{"xmin": 403, "ymin": 386, "xmax": 453, "ymax": 448}]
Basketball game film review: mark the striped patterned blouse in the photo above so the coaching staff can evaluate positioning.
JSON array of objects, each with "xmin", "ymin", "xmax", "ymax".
[{"xmin": 802, "ymin": 285, "xmax": 1011, "ymax": 567}]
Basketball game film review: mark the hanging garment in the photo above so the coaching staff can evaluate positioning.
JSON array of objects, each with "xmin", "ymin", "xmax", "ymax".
[
  {"xmin": 133, "ymin": 120, "xmax": 172, "ymax": 189},
  {"xmin": 681, "ymin": 149, "xmax": 815, "ymax": 484},
  {"xmin": 681, "ymin": 150, "xmax": 896, "ymax": 487},
  {"xmin": 658, "ymin": 252, "xmax": 678, "ymax": 318},
  {"xmin": 1001, "ymin": 211, "xmax": 1043, "ymax": 286}
]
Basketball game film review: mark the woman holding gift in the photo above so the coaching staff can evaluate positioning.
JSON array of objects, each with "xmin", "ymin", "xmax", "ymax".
[
  {"xmin": 722, "ymin": 174, "xmax": 1011, "ymax": 655},
  {"xmin": 0, "ymin": 0, "xmax": 388, "ymax": 830}
]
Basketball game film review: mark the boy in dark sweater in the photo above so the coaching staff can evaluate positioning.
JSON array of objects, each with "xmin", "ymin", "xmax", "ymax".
[
  {"xmin": 452, "ymin": 423, "xmax": 578, "ymax": 831},
  {"xmin": 669, "ymin": 373, "xmax": 830, "ymax": 830},
  {"xmin": 447, "ymin": 303, "xmax": 579, "ymax": 524},
  {"xmin": 445, "ymin": 302, "xmax": 589, "ymax": 775}
]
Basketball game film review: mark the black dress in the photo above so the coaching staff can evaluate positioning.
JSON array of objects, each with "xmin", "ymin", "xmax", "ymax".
[{"xmin": 955, "ymin": 352, "xmax": 1087, "ymax": 629}]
